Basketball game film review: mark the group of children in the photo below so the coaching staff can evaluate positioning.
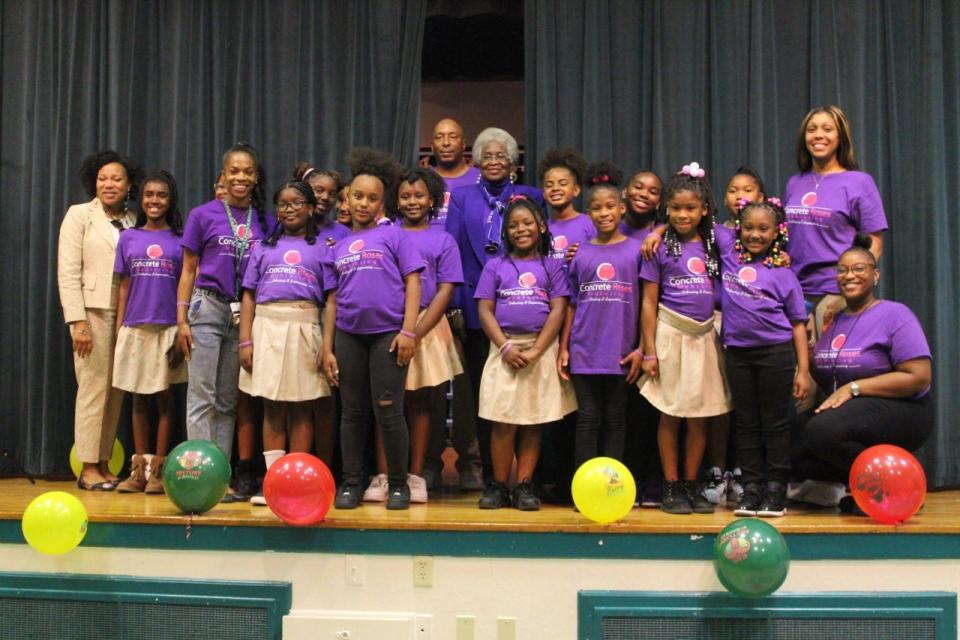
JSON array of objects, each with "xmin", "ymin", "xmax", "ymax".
[{"xmin": 109, "ymin": 143, "xmax": 809, "ymax": 517}]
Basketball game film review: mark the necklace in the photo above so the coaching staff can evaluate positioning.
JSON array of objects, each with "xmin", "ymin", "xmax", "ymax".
[
  {"xmin": 812, "ymin": 173, "xmax": 826, "ymax": 190},
  {"xmin": 824, "ymin": 298, "xmax": 880, "ymax": 391}
]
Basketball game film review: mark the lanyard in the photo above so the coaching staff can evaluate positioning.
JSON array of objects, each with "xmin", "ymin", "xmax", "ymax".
[{"xmin": 223, "ymin": 199, "xmax": 254, "ymax": 299}]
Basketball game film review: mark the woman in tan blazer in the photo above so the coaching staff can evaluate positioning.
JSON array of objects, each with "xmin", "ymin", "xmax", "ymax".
[{"xmin": 58, "ymin": 150, "xmax": 143, "ymax": 490}]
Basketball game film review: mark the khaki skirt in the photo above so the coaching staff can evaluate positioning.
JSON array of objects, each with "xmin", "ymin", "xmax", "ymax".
[
  {"xmin": 478, "ymin": 333, "xmax": 577, "ymax": 425},
  {"xmin": 113, "ymin": 324, "xmax": 188, "ymax": 394},
  {"xmin": 637, "ymin": 304, "xmax": 732, "ymax": 418},
  {"xmin": 238, "ymin": 301, "xmax": 331, "ymax": 402},
  {"xmin": 406, "ymin": 313, "xmax": 464, "ymax": 390}
]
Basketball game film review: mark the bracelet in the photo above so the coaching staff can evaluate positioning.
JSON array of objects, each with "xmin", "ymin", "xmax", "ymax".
[
  {"xmin": 499, "ymin": 341, "xmax": 514, "ymax": 356},
  {"xmin": 633, "ymin": 348, "xmax": 643, "ymax": 357},
  {"xmin": 641, "ymin": 354, "xmax": 658, "ymax": 361},
  {"xmin": 176, "ymin": 301, "xmax": 190, "ymax": 307},
  {"xmin": 239, "ymin": 340, "xmax": 253, "ymax": 348},
  {"xmin": 399, "ymin": 329, "xmax": 417, "ymax": 340}
]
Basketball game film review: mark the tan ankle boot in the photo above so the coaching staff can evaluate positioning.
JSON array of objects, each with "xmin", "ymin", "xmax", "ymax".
[
  {"xmin": 117, "ymin": 455, "xmax": 147, "ymax": 493},
  {"xmin": 144, "ymin": 456, "xmax": 166, "ymax": 494}
]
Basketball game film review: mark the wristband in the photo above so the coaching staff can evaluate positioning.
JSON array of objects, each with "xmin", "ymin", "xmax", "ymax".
[
  {"xmin": 176, "ymin": 301, "xmax": 190, "ymax": 307},
  {"xmin": 641, "ymin": 354, "xmax": 658, "ymax": 361},
  {"xmin": 399, "ymin": 329, "xmax": 417, "ymax": 340},
  {"xmin": 499, "ymin": 341, "xmax": 514, "ymax": 356},
  {"xmin": 239, "ymin": 340, "xmax": 253, "ymax": 348},
  {"xmin": 633, "ymin": 348, "xmax": 643, "ymax": 357}
]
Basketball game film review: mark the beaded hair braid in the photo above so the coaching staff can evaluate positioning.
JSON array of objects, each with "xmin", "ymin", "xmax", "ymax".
[
  {"xmin": 733, "ymin": 197, "xmax": 789, "ymax": 267},
  {"xmin": 662, "ymin": 164, "xmax": 720, "ymax": 278}
]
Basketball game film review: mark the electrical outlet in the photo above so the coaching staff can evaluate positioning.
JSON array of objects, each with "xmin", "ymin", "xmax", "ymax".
[
  {"xmin": 413, "ymin": 555, "xmax": 433, "ymax": 587},
  {"xmin": 497, "ymin": 617, "xmax": 517, "ymax": 640},
  {"xmin": 345, "ymin": 555, "xmax": 365, "ymax": 586},
  {"xmin": 455, "ymin": 615, "xmax": 475, "ymax": 640}
]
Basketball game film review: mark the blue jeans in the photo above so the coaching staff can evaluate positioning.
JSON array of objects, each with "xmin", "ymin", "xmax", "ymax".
[{"xmin": 186, "ymin": 288, "xmax": 239, "ymax": 459}]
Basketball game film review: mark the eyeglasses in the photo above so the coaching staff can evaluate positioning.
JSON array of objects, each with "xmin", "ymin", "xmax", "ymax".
[
  {"xmin": 277, "ymin": 200, "xmax": 307, "ymax": 212},
  {"xmin": 836, "ymin": 263, "xmax": 875, "ymax": 276},
  {"xmin": 480, "ymin": 152, "xmax": 510, "ymax": 164}
]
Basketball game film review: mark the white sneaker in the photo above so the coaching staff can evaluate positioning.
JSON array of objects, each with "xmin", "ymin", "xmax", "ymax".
[
  {"xmin": 362, "ymin": 474, "xmax": 388, "ymax": 502},
  {"xmin": 702, "ymin": 467, "xmax": 726, "ymax": 505},
  {"xmin": 725, "ymin": 469, "xmax": 744, "ymax": 505},
  {"xmin": 407, "ymin": 474, "xmax": 429, "ymax": 503}
]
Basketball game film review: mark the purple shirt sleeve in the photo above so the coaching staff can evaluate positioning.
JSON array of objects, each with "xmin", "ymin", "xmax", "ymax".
[
  {"xmin": 783, "ymin": 275, "xmax": 808, "ymax": 323},
  {"xmin": 547, "ymin": 257, "xmax": 571, "ymax": 299},
  {"xmin": 474, "ymin": 259, "xmax": 499, "ymax": 301},
  {"xmin": 889, "ymin": 308, "xmax": 932, "ymax": 365},
  {"xmin": 394, "ymin": 227, "xmax": 425, "ymax": 277},
  {"xmin": 851, "ymin": 173, "xmax": 888, "ymax": 234},
  {"xmin": 181, "ymin": 209, "xmax": 204, "ymax": 254},
  {"xmin": 436, "ymin": 233, "xmax": 464, "ymax": 284},
  {"xmin": 714, "ymin": 224, "xmax": 736, "ymax": 256},
  {"xmin": 639, "ymin": 244, "xmax": 663, "ymax": 284},
  {"xmin": 241, "ymin": 244, "xmax": 264, "ymax": 292},
  {"xmin": 321, "ymin": 247, "xmax": 338, "ymax": 293},
  {"xmin": 114, "ymin": 235, "xmax": 129, "ymax": 276}
]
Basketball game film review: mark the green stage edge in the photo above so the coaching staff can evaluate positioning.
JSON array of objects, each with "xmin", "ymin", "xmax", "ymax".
[{"xmin": 0, "ymin": 520, "xmax": 958, "ymax": 559}]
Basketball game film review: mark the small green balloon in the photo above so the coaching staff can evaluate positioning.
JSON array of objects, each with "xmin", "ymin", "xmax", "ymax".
[
  {"xmin": 163, "ymin": 440, "xmax": 231, "ymax": 514},
  {"xmin": 713, "ymin": 519, "xmax": 790, "ymax": 598}
]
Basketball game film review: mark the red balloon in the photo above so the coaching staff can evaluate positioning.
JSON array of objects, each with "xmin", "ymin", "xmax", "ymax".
[
  {"xmin": 849, "ymin": 445, "xmax": 926, "ymax": 524},
  {"xmin": 263, "ymin": 453, "xmax": 335, "ymax": 526}
]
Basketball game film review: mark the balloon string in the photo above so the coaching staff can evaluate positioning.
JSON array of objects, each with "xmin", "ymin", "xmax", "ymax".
[{"xmin": 186, "ymin": 512, "xmax": 194, "ymax": 540}]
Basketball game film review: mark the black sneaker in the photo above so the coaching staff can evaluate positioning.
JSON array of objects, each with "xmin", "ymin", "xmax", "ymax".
[
  {"xmin": 221, "ymin": 460, "xmax": 257, "ymax": 503},
  {"xmin": 838, "ymin": 494, "xmax": 866, "ymax": 516},
  {"xmin": 757, "ymin": 482, "xmax": 787, "ymax": 517},
  {"xmin": 334, "ymin": 482, "xmax": 363, "ymax": 509},
  {"xmin": 734, "ymin": 483, "xmax": 763, "ymax": 517},
  {"xmin": 660, "ymin": 481, "xmax": 692, "ymax": 514},
  {"xmin": 640, "ymin": 480, "xmax": 662, "ymax": 508},
  {"xmin": 386, "ymin": 482, "xmax": 411, "ymax": 510},
  {"xmin": 512, "ymin": 481, "xmax": 541, "ymax": 511},
  {"xmin": 478, "ymin": 481, "xmax": 511, "ymax": 509},
  {"xmin": 683, "ymin": 481, "xmax": 716, "ymax": 514}
]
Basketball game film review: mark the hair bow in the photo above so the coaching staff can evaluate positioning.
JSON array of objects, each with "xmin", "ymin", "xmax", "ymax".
[
  {"xmin": 766, "ymin": 196, "xmax": 783, "ymax": 208},
  {"xmin": 509, "ymin": 194, "xmax": 530, "ymax": 203},
  {"xmin": 591, "ymin": 174, "xmax": 610, "ymax": 185},
  {"xmin": 735, "ymin": 197, "xmax": 752, "ymax": 211},
  {"xmin": 680, "ymin": 162, "xmax": 705, "ymax": 179}
]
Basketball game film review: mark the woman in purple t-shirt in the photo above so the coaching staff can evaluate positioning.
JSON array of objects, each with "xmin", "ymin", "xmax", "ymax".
[
  {"xmin": 321, "ymin": 149, "xmax": 423, "ymax": 511},
  {"xmin": 792, "ymin": 236, "xmax": 933, "ymax": 509},
  {"xmin": 113, "ymin": 170, "xmax": 186, "ymax": 494}
]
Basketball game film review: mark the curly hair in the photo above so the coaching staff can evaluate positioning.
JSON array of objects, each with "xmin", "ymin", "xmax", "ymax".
[
  {"xmin": 584, "ymin": 160, "xmax": 624, "ymax": 205},
  {"xmin": 79, "ymin": 150, "xmax": 144, "ymax": 200},
  {"xmin": 134, "ymin": 170, "xmax": 183, "ymax": 235},
  {"xmin": 537, "ymin": 147, "xmax": 586, "ymax": 186},
  {"xmin": 348, "ymin": 147, "xmax": 398, "ymax": 195},
  {"xmin": 390, "ymin": 167, "xmax": 446, "ymax": 221}
]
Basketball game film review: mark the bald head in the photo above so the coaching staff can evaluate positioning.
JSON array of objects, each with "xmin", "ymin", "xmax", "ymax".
[{"xmin": 431, "ymin": 118, "xmax": 468, "ymax": 174}]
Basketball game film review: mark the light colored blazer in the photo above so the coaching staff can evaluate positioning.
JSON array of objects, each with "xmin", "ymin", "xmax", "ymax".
[{"xmin": 57, "ymin": 198, "xmax": 135, "ymax": 323}]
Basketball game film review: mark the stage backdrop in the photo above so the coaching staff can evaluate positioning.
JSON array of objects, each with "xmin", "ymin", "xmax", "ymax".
[
  {"xmin": 525, "ymin": 0, "xmax": 960, "ymax": 488},
  {"xmin": 0, "ymin": 0, "xmax": 426, "ymax": 475}
]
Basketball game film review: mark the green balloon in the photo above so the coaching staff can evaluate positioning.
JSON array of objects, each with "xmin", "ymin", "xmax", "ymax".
[
  {"xmin": 163, "ymin": 440, "xmax": 231, "ymax": 514},
  {"xmin": 713, "ymin": 519, "xmax": 790, "ymax": 598}
]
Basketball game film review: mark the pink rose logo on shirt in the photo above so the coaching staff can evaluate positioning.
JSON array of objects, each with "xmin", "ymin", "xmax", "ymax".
[
  {"xmin": 687, "ymin": 257, "xmax": 706, "ymax": 275},
  {"xmin": 596, "ymin": 262, "xmax": 616, "ymax": 281},
  {"xmin": 283, "ymin": 250, "xmax": 302, "ymax": 265},
  {"xmin": 236, "ymin": 224, "xmax": 248, "ymax": 239},
  {"xmin": 801, "ymin": 192, "xmax": 817, "ymax": 207},
  {"xmin": 738, "ymin": 266, "xmax": 757, "ymax": 283},
  {"xmin": 831, "ymin": 334, "xmax": 847, "ymax": 350},
  {"xmin": 146, "ymin": 244, "xmax": 164, "ymax": 259},
  {"xmin": 518, "ymin": 272, "xmax": 537, "ymax": 288},
  {"xmin": 552, "ymin": 235, "xmax": 569, "ymax": 251},
  {"xmin": 348, "ymin": 239, "xmax": 365, "ymax": 253}
]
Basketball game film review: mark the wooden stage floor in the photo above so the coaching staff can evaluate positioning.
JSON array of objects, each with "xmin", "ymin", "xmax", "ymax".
[{"xmin": 1, "ymin": 478, "xmax": 957, "ymax": 536}]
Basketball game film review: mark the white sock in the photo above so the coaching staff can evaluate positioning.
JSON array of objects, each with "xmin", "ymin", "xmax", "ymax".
[
  {"xmin": 263, "ymin": 449, "xmax": 286, "ymax": 471},
  {"xmin": 142, "ymin": 454, "xmax": 155, "ymax": 479}
]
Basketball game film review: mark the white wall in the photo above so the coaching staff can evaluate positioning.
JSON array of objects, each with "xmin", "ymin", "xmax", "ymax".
[{"xmin": 1, "ymin": 545, "xmax": 957, "ymax": 639}]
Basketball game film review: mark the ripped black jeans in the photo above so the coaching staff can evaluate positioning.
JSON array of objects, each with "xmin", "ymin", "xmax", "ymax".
[{"xmin": 335, "ymin": 329, "xmax": 410, "ymax": 486}]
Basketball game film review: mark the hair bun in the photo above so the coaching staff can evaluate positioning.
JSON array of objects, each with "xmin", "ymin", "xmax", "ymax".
[
  {"xmin": 585, "ymin": 161, "xmax": 623, "ymax": 188},
  {"xmin": 852, "ymin": 232, "xmax": 874, "ymax": 252}
]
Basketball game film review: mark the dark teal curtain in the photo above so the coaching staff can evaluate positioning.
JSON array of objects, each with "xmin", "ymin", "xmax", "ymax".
[
  {"xmin": 526, "ymin": 0, "xmax": 959, "ymax": 488},
  {"xmin": 0, "ymin": 0, "xmax": 427, "ymax": 475}
]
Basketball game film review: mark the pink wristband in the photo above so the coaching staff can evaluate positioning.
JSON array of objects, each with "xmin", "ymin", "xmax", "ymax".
[
  {"xmin": 641, "ymin": 354, "xmax": 658, "ymax": 361},
  {"xmin": 239, "ymin": 340, "xmax": 252, "ymax": 348},
  {"xmin": 399, "ymin": 329, "xmax": 417, "ymax": 340},
  {"xmin": 499, "ymin": 341, "xmax": 514, "ymax": 356},
  {"xmin": 176, "ymin": 301, "xmax": 190, "ymax": 307}
]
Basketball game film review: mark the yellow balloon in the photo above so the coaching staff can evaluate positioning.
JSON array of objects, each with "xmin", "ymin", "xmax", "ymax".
[
  {"xmin": 572, "ymin": 457, "xmax": 637, "ymax": 524},
  {"xmin": 21, "ymin": 491, "xmax": 88, "ymax": 555},
  {"xmin": 69, "ymin": 439, "xmax": 124, "ymax": 478}
]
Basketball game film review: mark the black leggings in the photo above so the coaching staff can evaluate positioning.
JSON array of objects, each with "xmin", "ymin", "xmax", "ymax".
[
  {"xmin": 336, "ymin": 330, "xmax": 409, "ymax": 486},
  {"xmin": 572, "ymin": 374, "xmax": 627, "ymax": 467},
  {"xmin": 724, "ymin": 341, "xmax": 796, "ymax": 486},
  {"xmin": 791, "ymin": 394, "xmax": 933, "ymax": 484}
]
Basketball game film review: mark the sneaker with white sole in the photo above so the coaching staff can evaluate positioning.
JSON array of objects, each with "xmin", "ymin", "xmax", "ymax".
[
  {"xmin": 788, "ymin": 479, "xmax": 846, "ymax": 507},
  {"xmin": 725, "ymin": 468, "xmax": 744, "ymax": 505},
  {"xmin": 362, "ymin": 474, "xmax": 388, "ymax": 502},
  {"xmin": 407, "ymin": 474, "xmax": 428, "ymax": 503},
  {"xmin": 250, "ymin": 492, "xmax": 267, "ymax": 506},
  {"xmin": 702, "ymin": 466, "xmax": 726, "ymax": 505}
]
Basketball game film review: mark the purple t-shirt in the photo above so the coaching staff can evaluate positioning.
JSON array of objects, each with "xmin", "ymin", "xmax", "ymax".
[
  {"xmin": 474, "ymin": 255, "xmax": 570, "ymax": 335},
  {"xmin": 813, "ymin": 300, "xmax": 931, "ymax": 397},
  {"xmin": 317, "ymin": 220, "xmax": 351, "ymax": 247},
  {"xmin": 619, "ymin": 222, "xmax": 653, "ymax": 242},
  {"xmin": 715, "ymin": 226, "xmax": 807, "ymax": 348},
  {"xmin": 567, "ymin": 238, "xmax": 643, "ymax": 374},
  {"xmin": 400, "ymin": 226, "xmax": 464, "ymax": 309},
  {"xmin": 181, "ymin": 199, "xmax": 274, "ymax": 300},
  {"xmin": 241, "ymin": 235, "xmax": 326, "ymax": 305},
  {"xmin": 432, "ymin": 166, "xmax": 481, "ymax": 228},
  {"xmin": 640, "ymin": 238, "xmax": 716, "ymax": 322},
  {"xmin": 323, "ymin": 224, "xmax": 423, "ymax": 334},
  {"xmin": 548, "ymin": 214, "xmax": 596, "ymax": 263},
  {"xmin": 784, "ymin": 171, "xmax": 888, "ymax": 296},
  {"xmin": 114, "ymin": 228, "xmax": 182, "ymax": 326}
]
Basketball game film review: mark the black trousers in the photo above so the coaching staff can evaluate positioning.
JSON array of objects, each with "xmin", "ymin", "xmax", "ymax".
[
  {"xmin": 724, "ymin": 341, "xmax": 796, "ymax": 486},
  {"xmin": 572, "ymin": 374, "xmax": 628, "ymax": 467},
  {"xmin": 792, "ymin": 393, "xmax": 933, "ymax": 484}
]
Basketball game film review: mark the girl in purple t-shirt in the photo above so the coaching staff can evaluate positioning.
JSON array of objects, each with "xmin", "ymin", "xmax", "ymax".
[
  {"xmin": 716, "ymin": 198, "xmax": 811, "ymax": 517},
  {"xmin": 238, "ymin": 181, "xmax": 332, "ymax": 503},
  {"xmin": 321, "ymin": 149, "xmax": 423, "ymax": 511},
  {"xmin": 638, "ymin": 163, "xmax": 731, "ymax": 515},
  {"xmin": 474, "ymin": 197, "xmax": 575, "ymax": 511},
  {"xmin": 537, "ymin": 147, "xmax": 596, "ymax": 263},
  {"xmin": 293, "ymin": 163, "xmax": 351, "ymax": 248},
  {"xmin": 113, "ymin": 170, "xmax": 187, "ymax": 494},
  {"xmin": 560, "ymin": 163, "xmax": 644, "ymax": 470}
]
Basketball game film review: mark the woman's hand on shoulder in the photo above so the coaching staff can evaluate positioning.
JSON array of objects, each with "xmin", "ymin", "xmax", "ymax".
[
  {"xmin": 641, "ymin": 233, "xmax": 661, "ymax": 260},
  {"xmin": 70, "ymin": 321, "xmax": 93, "ymax": 358}
]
